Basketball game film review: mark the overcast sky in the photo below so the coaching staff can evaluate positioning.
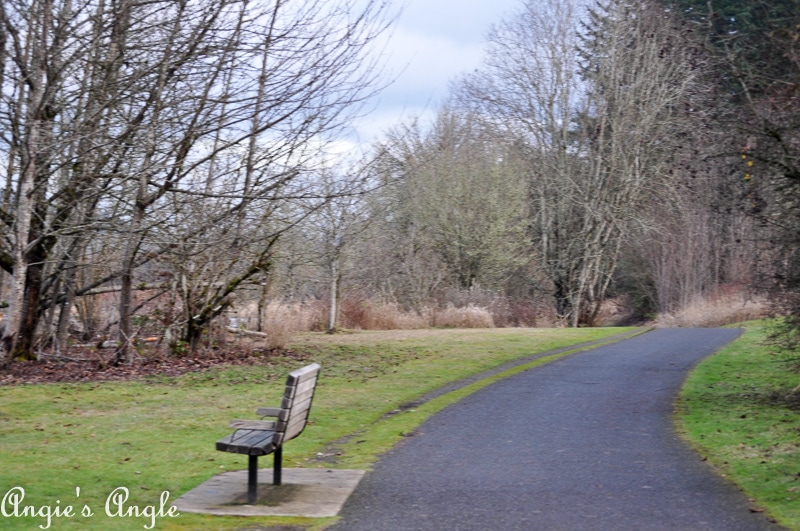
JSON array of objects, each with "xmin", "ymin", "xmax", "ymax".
[{"xmin": 347, "ymin": 0, "xmax": 523, "ymax": 150}]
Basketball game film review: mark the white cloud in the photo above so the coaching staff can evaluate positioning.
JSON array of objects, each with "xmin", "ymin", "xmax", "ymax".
[
  {"xmin": 383, "ymin": 29, "xmax": 485, "ymax": 96},
  {"xmin": 351, "ymin": 28, "xmax": 484, "ymax": 144},
  {"xmin": 348, "ymin": 0, "xmax": 523, "ymax": 147}
]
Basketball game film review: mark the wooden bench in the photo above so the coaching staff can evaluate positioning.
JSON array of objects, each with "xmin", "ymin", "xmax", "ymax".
[{"xmin": 216, "ymin": 363, "xmax": 321, "ymax": 504}]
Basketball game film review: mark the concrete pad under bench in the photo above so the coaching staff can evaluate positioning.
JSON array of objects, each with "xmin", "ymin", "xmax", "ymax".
[{"xmin": 172, "ymin": 468, "xmax": 365, "ymax": 517}]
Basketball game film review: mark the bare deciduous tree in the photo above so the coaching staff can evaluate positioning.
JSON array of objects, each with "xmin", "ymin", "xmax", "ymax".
[
  {"xmin": 0, "ymin": 0, "xmax": 392, "ymax": 366},
  {"xmin": 459, "ymin": 0, "xmax": 710, "ymax": 325},
  {"xmin": 370, "ymin": 108, "xmax": 530, "ymax": 309}
]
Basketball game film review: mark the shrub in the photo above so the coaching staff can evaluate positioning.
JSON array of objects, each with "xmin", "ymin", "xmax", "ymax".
[
  {"xmin": 654, "ymin": 288, "xmax": 768, "ymax": 328},
  {"xmin": 431, "ymin": 304, "xmax": 495, "ymax": 328}
]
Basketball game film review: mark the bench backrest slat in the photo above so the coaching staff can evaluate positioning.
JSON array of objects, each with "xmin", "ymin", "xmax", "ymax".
[
  {"xmin": 292, "ymin": 377, "xmax": 319, "ymax": 396},
  {"xmin": 272, "ymin": 363, "xmax": 320, "ymax": 446},
  {"xmin": 284, "ymin": 386, "xmax": 315, "ymax": 407},
  {"xmin": 283, "ymin": 413, "xmax": 312, "ymax": 441}
]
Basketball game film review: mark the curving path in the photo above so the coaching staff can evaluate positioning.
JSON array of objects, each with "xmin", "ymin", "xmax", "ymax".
[{"xmin": 330, "ymin": 328, "xmax": 782, "ymax": 530}]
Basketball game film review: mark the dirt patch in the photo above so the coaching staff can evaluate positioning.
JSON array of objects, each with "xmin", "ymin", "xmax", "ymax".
[
  {"xmin": 0, "ymin": 328, "xmax": 481, "ymax": 386},
  {"xmin": 0, "ymin": 328, "xmax": 463, "ymax": 386},
  {"xmin": 0, "ymin": 345, "xmax": 309, "ymax": 386}
]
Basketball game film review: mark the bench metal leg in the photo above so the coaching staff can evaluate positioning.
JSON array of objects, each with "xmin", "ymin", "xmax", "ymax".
[
  {"xmin": 246, "ymin": 447, "xmax": 282, "ymax": 504},
  {"xmin": 273, "ymin": 446, "xmax": 282, "ymax": 485},
  {"xmin": 248, "ymin": 455, "xmax": 258, "ymax": 504}
]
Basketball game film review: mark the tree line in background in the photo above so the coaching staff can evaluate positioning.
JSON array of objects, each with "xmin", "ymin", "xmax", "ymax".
[{"xmin": 0, "ymin": 0, "xmax": 798, "ymax": 366}]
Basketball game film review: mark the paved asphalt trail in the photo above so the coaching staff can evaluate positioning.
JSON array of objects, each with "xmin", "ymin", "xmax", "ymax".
[{"xmin": 330, "ymin": 328, "xmax": 782, "ymax": 531}]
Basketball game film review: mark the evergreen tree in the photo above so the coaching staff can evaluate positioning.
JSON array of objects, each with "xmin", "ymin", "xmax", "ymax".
[{"xmin": 664, "ymin": 0, "xmax": 800, "ymax": 358}]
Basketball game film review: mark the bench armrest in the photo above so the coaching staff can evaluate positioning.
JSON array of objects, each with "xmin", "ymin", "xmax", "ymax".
[
  {"xmin": 229, "ymin": 420, "xmax": 277, "ymax": 430},
  {"xmin": 256, "ymin": 407, "xmax": 283, "ymax": 417}
]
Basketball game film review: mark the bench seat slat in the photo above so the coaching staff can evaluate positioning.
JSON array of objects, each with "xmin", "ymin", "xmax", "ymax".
[{"xmin": 216, "ymin": 429, "xmax": 276, "ymax": 456}]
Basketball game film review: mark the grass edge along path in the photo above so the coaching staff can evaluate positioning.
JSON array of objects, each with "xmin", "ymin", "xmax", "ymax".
[{"xmin": 677, "ymin": 322, "xmax": 800, "ymax": 530}]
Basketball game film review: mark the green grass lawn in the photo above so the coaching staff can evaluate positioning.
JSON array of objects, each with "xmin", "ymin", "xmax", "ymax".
[
  {"xmin": 0, "ymin": 327, "xmax": 632, "ymax": 530},
  {"xmin": 678, "ymin": 322, "xmax": 800, "ymax": 530}
]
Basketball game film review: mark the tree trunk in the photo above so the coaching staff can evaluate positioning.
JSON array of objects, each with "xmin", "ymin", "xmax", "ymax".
[
  {"xmin": 1, "ymin": 6, "xmax": 47, "ymax": 365},
  {"xmin": 327, "ymin": 257, "xmax": 341, "ymax": 334},
  {"xmin": 115, "ymin": 204, "xmax": 144, "ymax": 365}
]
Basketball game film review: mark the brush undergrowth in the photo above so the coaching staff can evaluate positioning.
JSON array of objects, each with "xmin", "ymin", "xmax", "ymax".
[
  {"xmin": 0, "ymin": 327, "xmax": 631, "ymax": 530},
  {"xmin": 678, "ymin": 321, "xmax": 800, "ymax": 529}
]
